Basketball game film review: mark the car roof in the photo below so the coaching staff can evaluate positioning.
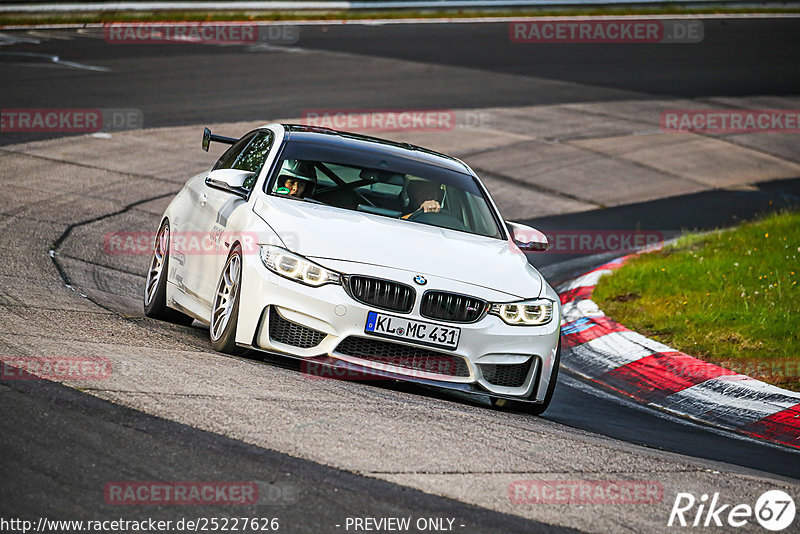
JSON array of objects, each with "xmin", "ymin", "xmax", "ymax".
[{"xmin": 280, "ymin": 124, "xmax": 471, "ymax": 175}]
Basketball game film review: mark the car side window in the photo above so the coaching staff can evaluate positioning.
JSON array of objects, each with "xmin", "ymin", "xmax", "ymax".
[
  {"xmin": 213, "ymin": 131, "xmax": 274, "ymax": 192},
  {"xmin": 213, "ymin": 132, "xmax": 256, "ymax": 171},
  {"xmin": 232, "ymin": 132, "xmax": 273, "ymax": 173},
  {"xmin": 232, "ymin": 132, "xmax": 274, "ymax": 191}
]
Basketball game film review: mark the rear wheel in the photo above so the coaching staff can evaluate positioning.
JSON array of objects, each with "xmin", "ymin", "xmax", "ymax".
[
  {"xmin": 143, "ymin": 220, "xmax": 194, "ymax": 326},
  {"xmin": 210, "ymin": 244, "xmax": 245, "ymax": 355},
  {"xmin": 492, "ymin": 339, "xmax": 561, "ymax": 416}
]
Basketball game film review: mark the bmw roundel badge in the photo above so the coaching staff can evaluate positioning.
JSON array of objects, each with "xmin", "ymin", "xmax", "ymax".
[{"xmin": 413, "ymin": 275, "xmax": 427, "ymax": 285}]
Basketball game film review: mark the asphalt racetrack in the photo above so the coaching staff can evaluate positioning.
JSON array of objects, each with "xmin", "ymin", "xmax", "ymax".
[{"xmin": 1, "ymin": 16, "xmax": 800, "ymax": 533}]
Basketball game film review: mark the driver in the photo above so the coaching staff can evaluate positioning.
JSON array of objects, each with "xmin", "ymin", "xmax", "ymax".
[
  {"xmin": 276, "ymin": 160, "xmax": 317, "ymax": 199},
  {"xmin": 401, "ymin": 180, "xmax": 444, "ymax": 220}
]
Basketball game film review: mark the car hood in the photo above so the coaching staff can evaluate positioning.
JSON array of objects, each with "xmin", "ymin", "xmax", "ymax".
[{"xmin": 254, "ymin": 197, "xmax": 542, "ymax": 299}]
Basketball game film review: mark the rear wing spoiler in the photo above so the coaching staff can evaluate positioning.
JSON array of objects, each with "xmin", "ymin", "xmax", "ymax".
[{"xmin": 202, "ymin": 127, "xmax": 237, "ymax": 151}]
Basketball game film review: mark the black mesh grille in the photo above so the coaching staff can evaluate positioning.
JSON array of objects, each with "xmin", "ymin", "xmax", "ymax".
[
  {"xmin": 347, "ymin": 276, "xmax": 415, "ymax": 313},
  {"xmin": 420, "ymin": 291, "xmax": 487, "ymax": 323},
  {"xmin": 480, "ymin": 360, "xmax": 533, "ymax": 388},
  {"xmin": 269, "ymin": 307, "xmax": 327, "ymax": 349},
  {"xmin": 335, "ymin": 336, "xmax": 469, "ymax": 377}
]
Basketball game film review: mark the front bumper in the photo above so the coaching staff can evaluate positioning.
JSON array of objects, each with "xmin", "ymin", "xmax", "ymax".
[{"xmin": 235, "ymin": 254, "xmax": 561, "ymax": 401}]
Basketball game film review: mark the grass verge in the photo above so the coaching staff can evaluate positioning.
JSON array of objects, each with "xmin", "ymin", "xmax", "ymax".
[{"xmin": 592, "ymin": 210, "xmax": 800, "ymax": 392}]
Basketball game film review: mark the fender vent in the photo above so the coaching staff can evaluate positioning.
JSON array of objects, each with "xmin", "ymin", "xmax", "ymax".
[
  {"xmin": 269, "ymin": 307, "xmax": 327, "ymax": 349},
  {"xmin": 479, "ymin": 360, "xmax": 533, "ymax": 388}
]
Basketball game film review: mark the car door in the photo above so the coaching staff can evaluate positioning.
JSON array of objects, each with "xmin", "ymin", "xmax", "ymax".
[
  {"xmin": 177, "ymin": 132, "xmax": 255, "ymax": 302},
  {"xmin": 194, "ymin": 130, "xmax": 275, "ymax": 307}
]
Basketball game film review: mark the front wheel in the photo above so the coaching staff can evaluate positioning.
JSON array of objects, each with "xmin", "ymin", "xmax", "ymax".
[
  {"xmin": 143, "ymin": 220, "xmax": 194, "ymax": 326},
  {"xmin": 210, "ymin": 244, "xmax": 245, "ymax": 355}
]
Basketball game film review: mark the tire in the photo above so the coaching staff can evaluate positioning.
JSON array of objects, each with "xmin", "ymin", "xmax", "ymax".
[
  {"xmin": 143, "ymin": 220, "xmax": 194, "ymax": 326},
  {"xmin": 209, "ymin": 244, "xmax": 245, "ymax": 355},
  {"xmin": 492, "ymin": 338, "xmax": 561, "ymax": 416}
]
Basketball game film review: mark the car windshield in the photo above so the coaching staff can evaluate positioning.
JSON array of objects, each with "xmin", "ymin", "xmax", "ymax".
[{"xmin": 266, "ymin": 141, "xmax": 503, "ymax": 239}]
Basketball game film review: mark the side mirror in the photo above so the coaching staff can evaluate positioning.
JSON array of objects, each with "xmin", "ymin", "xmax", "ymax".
[
  {"xmin": 507, "ymin": 221, "xmax": 549, "ymax": 252},
  {"xmin": 206, "ymin": 169, "xmax": 254, "ymax": 198}
]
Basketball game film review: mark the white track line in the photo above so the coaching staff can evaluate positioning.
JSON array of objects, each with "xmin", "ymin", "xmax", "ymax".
[{"xmin": 0, "ymin": 51, "xmax": 110, "ymax": 71}]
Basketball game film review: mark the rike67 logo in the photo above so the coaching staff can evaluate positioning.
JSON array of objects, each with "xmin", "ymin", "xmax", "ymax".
[{"xmin": 668, "ymin": 490, "xmax": 795, "ymax": 531}]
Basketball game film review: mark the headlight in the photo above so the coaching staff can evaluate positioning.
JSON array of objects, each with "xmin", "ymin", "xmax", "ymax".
[
  {"xmin": 259, "ymin": 245, "xmax": 341, "ymax": 287},
  {"xmin": 490, "ymin": 298, "xmax": 553, "ymax": 326}
]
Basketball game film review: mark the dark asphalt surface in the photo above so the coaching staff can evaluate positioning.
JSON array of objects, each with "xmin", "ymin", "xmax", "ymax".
[
  {"xmin": 0, "ymin": 373, "xmax": 572, "ymax": 534},
  {"xmin": 293, "ymin": 19, "xmax": 800, "ymax": 98},
  {"xmin": 2, "ymin": 18, "xmax": 800, "ymax": 146},
  {"xmin": 1, "ymin": 16, "xmax": 800, "ymax": 530}
]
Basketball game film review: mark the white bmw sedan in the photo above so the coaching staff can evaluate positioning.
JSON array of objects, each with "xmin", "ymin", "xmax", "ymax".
[{"xmin": 144, "ymin": 124, "xmax": 561, "ymax": 413}]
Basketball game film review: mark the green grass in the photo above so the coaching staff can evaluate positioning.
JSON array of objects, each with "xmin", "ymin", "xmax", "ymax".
[
  {"xmin": 2, "ymin": 5, "xmax": 800, "ymax": 26},
  {"xmin": 593, "ymin": 211, "xmax": 800, "ymax": 392}
]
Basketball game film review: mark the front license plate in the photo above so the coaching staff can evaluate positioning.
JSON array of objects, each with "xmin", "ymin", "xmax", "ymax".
[{"xmin": 364, "ymin": 311, "xmax": 460, "ymax": 350}]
